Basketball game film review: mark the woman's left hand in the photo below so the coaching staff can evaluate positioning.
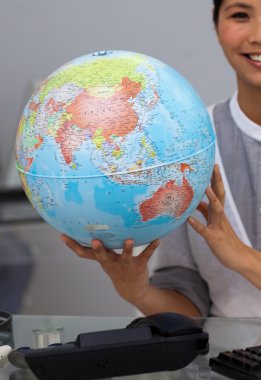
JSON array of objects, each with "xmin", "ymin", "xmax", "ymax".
[{"xmin": 187, "ymin": 164, "xmax": 248, "ymax": 271}]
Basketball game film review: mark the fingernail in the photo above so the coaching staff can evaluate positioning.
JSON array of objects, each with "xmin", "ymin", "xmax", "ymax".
[{"xmin": 92, "ymin": 240, "xmax": 101, "ymax": 249}]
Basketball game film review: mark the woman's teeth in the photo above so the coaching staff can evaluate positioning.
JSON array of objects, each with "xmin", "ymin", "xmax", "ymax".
[{"xmin": 247, "ymin": 54, "xmax": 261, "ymax": 62}]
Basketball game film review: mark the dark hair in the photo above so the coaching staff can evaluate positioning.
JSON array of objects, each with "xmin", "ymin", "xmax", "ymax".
[{"xmin": 213, "ymin": 0, "xmax": 222, "ymax": 24}]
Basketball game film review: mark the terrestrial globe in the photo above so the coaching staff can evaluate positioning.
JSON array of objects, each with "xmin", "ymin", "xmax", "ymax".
[{"xmin": 16, "ymin": 50, "xmax": 215, "ymax": 249}]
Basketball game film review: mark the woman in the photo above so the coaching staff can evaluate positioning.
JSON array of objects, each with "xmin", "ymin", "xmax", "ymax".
[{"xmin": 61, "ymin": 0, "xmax": 261, "ymax": 317}]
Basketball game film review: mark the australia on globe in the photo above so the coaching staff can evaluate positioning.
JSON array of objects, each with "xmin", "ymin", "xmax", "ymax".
[{"xmin": 15, "ymin": 50, "xmax": 215, "ymax": 249}]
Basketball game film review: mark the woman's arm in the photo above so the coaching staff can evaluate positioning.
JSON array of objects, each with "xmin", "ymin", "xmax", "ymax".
[{"xmin": 188, "ymin": 164, "xmax": 261, "ymax": 289}]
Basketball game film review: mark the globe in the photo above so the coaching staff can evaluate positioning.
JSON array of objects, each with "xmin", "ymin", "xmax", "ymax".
[{"xmin": 15, "ymin": 50, "xmax": 215, "ymax": 249}]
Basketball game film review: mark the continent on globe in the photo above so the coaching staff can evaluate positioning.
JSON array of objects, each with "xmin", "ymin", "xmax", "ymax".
[
  {"xmin": 15, "ymin": 50, "xmax": 215, "ymax": 249},
  {"xmin": 139, "ymin": 177, "xmax": 194, "ymax": 222},
  {"xmin": 56, "ymin": 77, "xmax": 144, "ymax": 165}
]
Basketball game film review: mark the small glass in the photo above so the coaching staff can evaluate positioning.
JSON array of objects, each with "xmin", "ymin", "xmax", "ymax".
[{"xmin": 32, "ymin": 327, "xmax": 63, "ymax": 348}]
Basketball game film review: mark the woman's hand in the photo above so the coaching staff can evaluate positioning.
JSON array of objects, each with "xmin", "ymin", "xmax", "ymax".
[
  {"xmin": 187, "ymin": 164, "xmax": 248, "ymax": 271},
  {"xmin": 188, "ymin": 164, "xmax": 261, "ymax": 289},
  {"xmin": 60, "ymin": 236, "xmax": 160, "ymax": 304}
]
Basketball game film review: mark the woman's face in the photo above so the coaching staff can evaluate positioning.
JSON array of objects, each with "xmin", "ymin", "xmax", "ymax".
[{"xmin": 216, "ymin": 0, "xmax": 261, "ymax": 91}]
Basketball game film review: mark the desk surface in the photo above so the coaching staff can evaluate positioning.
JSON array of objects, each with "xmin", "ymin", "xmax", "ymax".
[{"xmin": 1, "ymin": 315, "xmax": 261, "ymax": 379}]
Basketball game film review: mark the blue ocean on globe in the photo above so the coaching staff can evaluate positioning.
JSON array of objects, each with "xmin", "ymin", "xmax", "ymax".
[{"xmin": 15, "ymin": 50, "xmax": 215, "ymax": 248}]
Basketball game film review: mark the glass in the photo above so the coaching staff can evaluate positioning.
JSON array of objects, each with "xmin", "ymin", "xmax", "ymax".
[
  {"xmin": 0, "ymin": 311, "xmax": 13, "ymax": 348},
  {"xmin": 32, "ymin": 327, "xmax": 63, "ymax": 349}
]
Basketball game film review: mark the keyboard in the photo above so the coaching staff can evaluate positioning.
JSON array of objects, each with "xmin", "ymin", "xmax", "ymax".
[{"xmin": 209, "ymin": 345, "xmax": 261, "ymax": 380}]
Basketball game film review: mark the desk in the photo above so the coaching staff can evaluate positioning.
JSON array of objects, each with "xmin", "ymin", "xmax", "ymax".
[{"xmin": 1, "ymin": 315, "xmax": 261, "ymax": 379}]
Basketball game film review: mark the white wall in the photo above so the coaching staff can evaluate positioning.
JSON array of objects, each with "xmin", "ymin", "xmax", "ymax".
[{"xmin": 0, "ymin": 0, "xmax": 236, "ymax": 316}]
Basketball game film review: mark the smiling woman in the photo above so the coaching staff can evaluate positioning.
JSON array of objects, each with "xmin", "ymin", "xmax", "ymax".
[
  {"xmin": 61, "ymin": 0, "xmax": 261, "ymax": 318},
  {"xmin": 216, "ymin": 0, "xmax": 261, "ymax": 124}
]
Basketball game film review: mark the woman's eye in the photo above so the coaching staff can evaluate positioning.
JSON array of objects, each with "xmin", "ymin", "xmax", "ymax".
[{"xmin": 230, "ymin": 12, "xmax": 249, "ymax": 20}]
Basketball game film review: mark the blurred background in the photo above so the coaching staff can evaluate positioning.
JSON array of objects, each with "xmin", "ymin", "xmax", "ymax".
[{"xmin": 0, "ymin": 0, "xmax": 236, "ymax": 316}]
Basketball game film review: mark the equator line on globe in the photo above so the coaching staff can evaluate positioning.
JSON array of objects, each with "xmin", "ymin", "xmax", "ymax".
[{"xmin": 15, "ymin": 50, "xmax": 215, "ymax": 249}]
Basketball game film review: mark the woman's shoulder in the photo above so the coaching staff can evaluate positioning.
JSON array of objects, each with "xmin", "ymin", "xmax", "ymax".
[
  {"xmin": 208, "ymin": 97, "xmax": 235, "ymax": 130},
  {"xmin": 207, "ymin": 98, "xmax": 231, "ymax": 116}
]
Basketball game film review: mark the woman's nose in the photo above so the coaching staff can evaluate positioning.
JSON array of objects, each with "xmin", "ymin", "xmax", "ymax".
[{"xmin": 249, "ymin": 19, "xmax": 261, "ymax": 45}]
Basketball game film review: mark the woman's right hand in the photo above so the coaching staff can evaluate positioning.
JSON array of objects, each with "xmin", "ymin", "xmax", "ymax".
[{"xmin": 60, "ymin": 235, "xmax": 160, "ymax": 305}]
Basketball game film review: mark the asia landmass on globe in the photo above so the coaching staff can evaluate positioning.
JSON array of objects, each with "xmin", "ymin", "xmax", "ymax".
[{"xmin": 15, "ymin": 50, "xmax": 215, "ymax": 249}]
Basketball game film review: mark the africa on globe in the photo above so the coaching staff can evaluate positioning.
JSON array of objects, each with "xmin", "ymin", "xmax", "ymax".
[{"xmin": 15, "ymin": 50, "xmax": 215, "ymax": 249}]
